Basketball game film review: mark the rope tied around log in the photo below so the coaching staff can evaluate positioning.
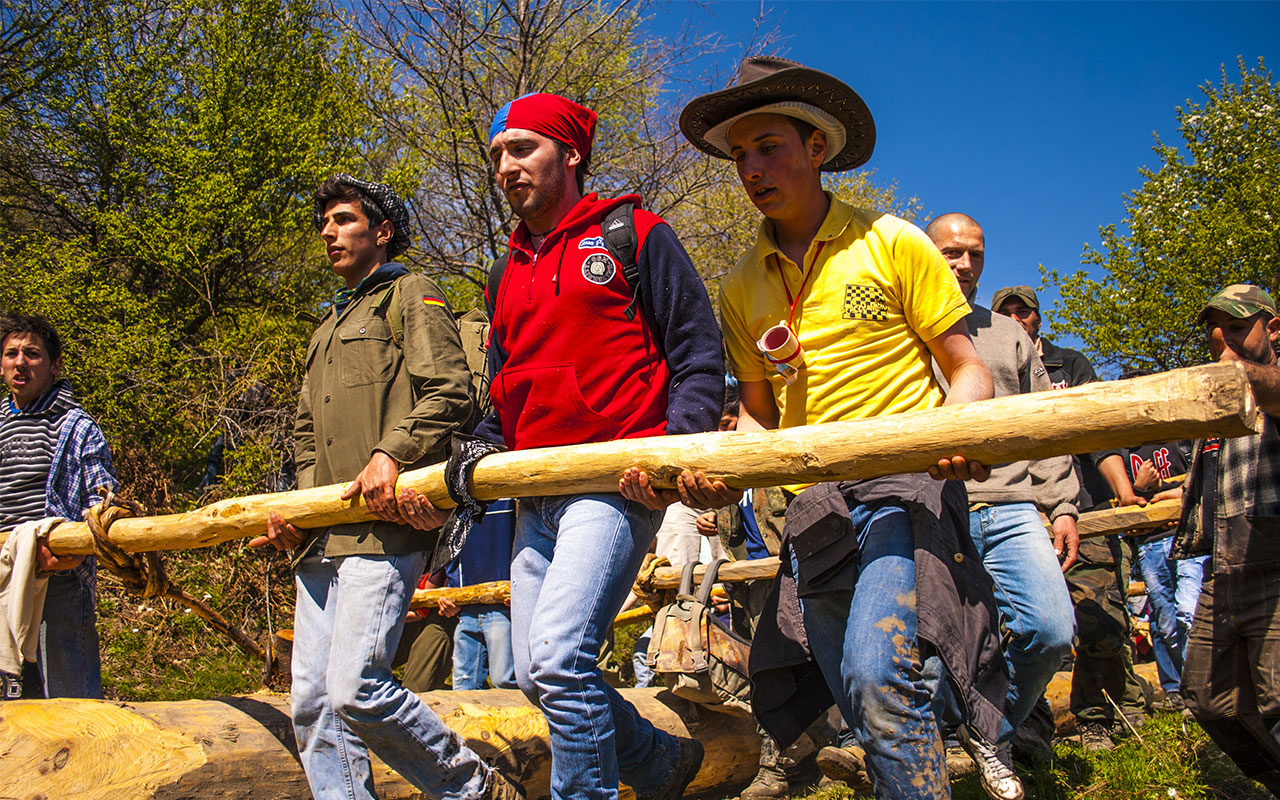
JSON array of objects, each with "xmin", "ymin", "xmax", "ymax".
[
  {"xmin": 86, "ymin": 491, "xmax": 170, "ymax": 599},
  {"xmin": 83, "ymin": 489, "xmax": 266, "ymax": 663}
]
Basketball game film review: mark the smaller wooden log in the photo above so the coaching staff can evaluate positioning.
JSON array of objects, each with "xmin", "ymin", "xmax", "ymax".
[
  {"xmin": 410, "ymin": 580, "xmax": 511, "ymax": 610},
  {"xmin": 1075, "ymin": 499, "xmax": 1182, "ymax": 540}
]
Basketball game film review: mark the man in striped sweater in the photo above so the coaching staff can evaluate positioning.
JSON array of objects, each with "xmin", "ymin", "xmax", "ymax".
[{"xmin": 0, "ymin": 313, "xmax": 117, "ymax": 699}]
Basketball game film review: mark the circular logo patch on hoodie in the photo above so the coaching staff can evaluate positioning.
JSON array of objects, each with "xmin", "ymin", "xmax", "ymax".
[{"xmin": 582, "ymin": 253, "xmax": 617, "ymax": 285}]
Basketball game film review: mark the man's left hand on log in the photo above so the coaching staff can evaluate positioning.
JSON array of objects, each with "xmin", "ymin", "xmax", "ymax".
[
  {"xmin": 927, "ymin": 455, "xmax": 990, "ymax": 482},
  {"xmin": 251, "ymin": 513, "xmax": 306, "ymax": 551},
  {"xmin": 397, "ymin": 488, "xmax": 449, "ymax": 531},
  {"xmin": 341, "ymin": 450, "xmax": 405, "ymax": 523},
  {"xmin": 619, "ymin": 467, "xmax": 743, "ymax": 511},
  {"xmin": 36, "ymin": 538, "xmax": 84, "ymax": 572}
]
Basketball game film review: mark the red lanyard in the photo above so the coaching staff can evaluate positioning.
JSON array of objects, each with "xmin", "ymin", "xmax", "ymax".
[{"xmin": 774, "ymin": 241, "xmax": 827, "ymax": 328}]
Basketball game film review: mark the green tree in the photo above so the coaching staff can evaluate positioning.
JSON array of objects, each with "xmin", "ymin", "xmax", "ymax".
[
  {"xmin": 349, "ymin": 0, "xmax": 729, "ymax": 304},
  {"xmin": 1047, "ymin": 57, "xmax": 1280, "ymax": 372},
  {"xmin": 0, "ymin": 0, "xmax": 380, "ymax": 502}
]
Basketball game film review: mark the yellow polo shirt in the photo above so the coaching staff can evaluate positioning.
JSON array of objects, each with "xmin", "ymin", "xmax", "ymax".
[{"xmin": 719, "ymin": 195, "xmax": 969, "ymax": 430}]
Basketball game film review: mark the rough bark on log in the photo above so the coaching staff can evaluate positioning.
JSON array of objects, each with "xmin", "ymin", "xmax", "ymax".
[
  {"xmin": 0, "ymin": 689, "xmax": 757, "ymax": 800},
  {"xmin": 1075, "ymin": 499, "xmax": 1182, "ymax": 539},
  {"xmin": 410, "ymin": 580, "xmax": 511, "ymax": 610},
  {"xmin": 13, "ymin": 363, "xmax": 1256, "ymax": 557}
]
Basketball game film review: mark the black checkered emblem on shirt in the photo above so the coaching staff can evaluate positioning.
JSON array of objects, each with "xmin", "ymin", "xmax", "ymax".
[{"xmin": 843, "ymin": 284, "xmax": 889, "ymax": 321}]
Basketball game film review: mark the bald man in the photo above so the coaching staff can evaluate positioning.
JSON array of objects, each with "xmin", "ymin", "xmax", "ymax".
[{"xmin": 925, "ymin": 214, "xmax": 1078, "ymax": 776}]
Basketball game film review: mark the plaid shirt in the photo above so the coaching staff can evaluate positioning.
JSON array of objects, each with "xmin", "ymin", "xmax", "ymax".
[
  {"xmin": 1175, "ymin": 413, "xmax": 1280, "ymax": 571},
  {"xmin": 2, "ymin": 382, "xmax": 117, "ymax": 590}
]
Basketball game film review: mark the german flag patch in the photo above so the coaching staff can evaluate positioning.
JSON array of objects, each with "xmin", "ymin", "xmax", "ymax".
[{"xmin": 422, "ymin": 295, "xmax": 447, "ymax": 308}]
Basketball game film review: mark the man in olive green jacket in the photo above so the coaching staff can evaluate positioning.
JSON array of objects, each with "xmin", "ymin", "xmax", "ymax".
[{"xmin": 255, "ymin": 175, "xmax": 520, "ymax": 800}]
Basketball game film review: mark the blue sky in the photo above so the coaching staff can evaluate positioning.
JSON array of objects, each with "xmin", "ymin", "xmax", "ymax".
[{"xmin": 646, "ymin": 1, "xmax": 1279, "ymax": 349}]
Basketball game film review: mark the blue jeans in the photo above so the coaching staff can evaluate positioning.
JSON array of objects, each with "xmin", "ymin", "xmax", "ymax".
[
  {"xmin": 1175, "ymin": 554, "xmax": 1208, "ymax": 644},
  {"xmin": 791, "ymin": 502, "xmax": 947, "ymax": 799},
  {"xmin": 511, "ymin": 494, "xmax": 678, "ymax": 800},
  {"xmin": 967, "ymin": 504, "xmax": 1075, "ymax": 736},
  {"xmin": 292, "ymin": 551, "xmax": 491, "ymax": 800},
  {"xmin": 1138, "ymin": 537, "xmax": 1182, "ymax": 692},
  {"xmin": 1137, "ymin": 537, "xmax": 1209, "ymax": 692},
  {"xmin": 632, "ymin": 626, "xmax": 655, "ymax": 688},
  {"xmin": 453, "ymin": 605, "xmax": 517, "ymax": 690},
  {"xmin": 38, "ymin": 566, "xmax": 102, "ymax": 699}
]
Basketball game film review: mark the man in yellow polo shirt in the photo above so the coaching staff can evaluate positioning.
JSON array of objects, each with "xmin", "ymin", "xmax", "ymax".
[{"xmin": 669, "ymin": 58, "xmax": 1010, "ymax": 800}]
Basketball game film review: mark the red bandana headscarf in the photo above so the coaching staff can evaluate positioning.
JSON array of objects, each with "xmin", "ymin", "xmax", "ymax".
[{"xmin": 489, "ymin": 93, "xmax": 598, "ymax": 167}]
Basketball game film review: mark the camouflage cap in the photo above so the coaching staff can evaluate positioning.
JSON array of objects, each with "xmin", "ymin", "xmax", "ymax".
[
  {"xmin": 990, "ymin": 285, "xmax": 1039, "ymax": 313},
  {"xmin": 1197, "ymin": 283, "xmax": 1278, "ymax": 324}
]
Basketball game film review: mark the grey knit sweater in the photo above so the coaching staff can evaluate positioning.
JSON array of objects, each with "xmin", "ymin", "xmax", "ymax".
[{"xmin": 934, "ymin": 304, "xmax": 1080, "ymax": 521}]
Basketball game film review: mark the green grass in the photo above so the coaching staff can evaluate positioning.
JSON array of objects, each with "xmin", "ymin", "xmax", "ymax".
[{"xmin": 779, "ymin": 713, "xmax": 1271, "ymax": 800}]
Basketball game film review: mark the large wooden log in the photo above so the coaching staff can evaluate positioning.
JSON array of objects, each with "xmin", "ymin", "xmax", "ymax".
[
  {"xmin": 0, "ymin": 663, "xmax": 1167, "ymax": 798},
  {"xmin": 15, "ymin": 363, "xmax": 1256, "ymax": 556},
  {"xmin": 0, "ymin": 688, "xmax": 757, "ymax": 800}
]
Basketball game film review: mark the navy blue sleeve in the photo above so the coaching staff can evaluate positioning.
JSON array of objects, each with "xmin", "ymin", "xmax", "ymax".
[
  {"xmin": 471, "ymin": 277, "xmax": 508, "ymax": 446},
  {"xmin": 638, "ymin": 222, "xmax": 725, "ymax": 434}
]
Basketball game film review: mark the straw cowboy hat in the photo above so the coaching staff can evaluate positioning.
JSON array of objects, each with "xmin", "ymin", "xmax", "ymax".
[{"xmin": 679, "ymin": 56, "xmax": 876, "ymax": 172}]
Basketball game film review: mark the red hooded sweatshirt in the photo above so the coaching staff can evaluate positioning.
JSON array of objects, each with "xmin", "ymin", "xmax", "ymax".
[{"xmin": 488, "ymin": 194, "xmax": 672, "ymax": 450}]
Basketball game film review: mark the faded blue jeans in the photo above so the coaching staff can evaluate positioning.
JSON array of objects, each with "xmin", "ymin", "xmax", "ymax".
[
  {"xmin": 1138, "ymin": 536, "xmax": 1209, "ymax": 693},
  {"xmin": 791, "ymin": 501, "xmax": 947, "ymax": 800},
  {"xmin": 38, "ymin": 565, "xmax": 102, "ymax": 698},
  {"xmin": 292, "ymin": 551, "xmax": 491, "ymax": 800},
  {"xmin": 511, "ymin": 494, "xmax": 679, "ymax": 800},
  {"xmin": 967, "ymin": 504, "xmax": 1075, "ymax": 735},
  {"xmin": 453, "ymin": 605, "xmax": 517, "ymax": 690}
]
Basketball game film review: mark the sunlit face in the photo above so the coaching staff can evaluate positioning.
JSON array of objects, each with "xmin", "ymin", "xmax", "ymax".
[
  {"xmin": 2, "ymin": 332, "xmax": 61, "ymax": 408},
  {"xmin": 726, "ymin": 113, "xmax": 826, "ymax": 225},
  {"xmin": 318, "ymin": 199, "xmax": 392, "ymax": 288},
  {"xmin": 1203, "ymin": 309, "xmax": 1279, "ymax": 365},
  {"xmin": 932, "ymin": 220, "xmax": 985, "ymax": 300},
  {"xmin": 489, "ymin": 128, "xmax": 576, "ymax": 232},
  {"xmin": 997, "ymin": 298, "xmax": 1041, "ymax": 339}
]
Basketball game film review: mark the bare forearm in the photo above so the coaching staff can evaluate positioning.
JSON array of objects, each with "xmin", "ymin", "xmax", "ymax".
[{"xmin": 942, "ymin": 360, "xmax": 993, "ymax": 406}]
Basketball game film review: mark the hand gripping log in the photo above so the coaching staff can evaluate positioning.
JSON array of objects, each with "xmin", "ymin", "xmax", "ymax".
[{"xmin": 14, "ymin": 362, "xmax": 1259, "ymax": 557}]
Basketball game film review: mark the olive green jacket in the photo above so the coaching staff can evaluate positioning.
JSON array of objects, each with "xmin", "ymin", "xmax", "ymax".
[{"xmin": 295, "ymin": 268, "xmax": 473, "ymax": 556}]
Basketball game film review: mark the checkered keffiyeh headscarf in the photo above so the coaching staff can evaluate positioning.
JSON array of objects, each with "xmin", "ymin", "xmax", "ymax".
[{"xmin": 315, "ymin": 174, "xmax": 413, "ymax": 258}]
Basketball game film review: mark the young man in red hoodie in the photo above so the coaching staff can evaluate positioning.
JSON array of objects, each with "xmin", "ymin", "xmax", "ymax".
[{"xmin": 475, "ymin": 93, "xmax": 724, "ymax": 800}]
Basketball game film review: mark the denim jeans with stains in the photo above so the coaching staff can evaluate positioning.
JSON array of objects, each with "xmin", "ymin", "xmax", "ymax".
[{"xmin": 790, "ymin": 502, "xmax": 948, "ymax": 800}]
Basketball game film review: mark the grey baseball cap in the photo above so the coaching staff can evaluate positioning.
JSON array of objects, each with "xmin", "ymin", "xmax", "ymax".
[{"xmin": 990, "ymin": 285, "xmax": 1040, "ymax": 313}]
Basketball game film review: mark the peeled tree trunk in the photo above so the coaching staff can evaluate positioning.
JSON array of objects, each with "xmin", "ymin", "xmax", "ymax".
[
  {"xmin": 5, "ymin": 363, "xmax": 1257, "ymax": 557},
  {"xmin": 0, "ymin": 665, "xmax": 1163, "ymax": 799},
  {"xmin": 0, "ymin": 688, "xmax": 757, "ymax": 800}
]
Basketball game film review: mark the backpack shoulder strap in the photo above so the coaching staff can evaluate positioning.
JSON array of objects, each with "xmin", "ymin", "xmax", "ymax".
[
  {"xmin": 372, "ymin": 279, "xmax": 404, "ymax": 349},
  {"xmin": 487, "ymin": 250, "xmax": 510, "ymax": 312},
  {"xmin": 601, "ymin": 203, "xmax": 642, "ymax": 322}
]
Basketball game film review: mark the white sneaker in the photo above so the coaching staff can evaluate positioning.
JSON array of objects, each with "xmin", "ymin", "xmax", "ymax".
[{"xmin": 958, "ymin": 724, "xmax": 1025, "ymax": 800}]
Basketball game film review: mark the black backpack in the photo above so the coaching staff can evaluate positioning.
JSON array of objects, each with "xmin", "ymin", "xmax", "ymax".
[{"xmin": 487, "ymin": 203, "xmax": 652, "ymax": 327}]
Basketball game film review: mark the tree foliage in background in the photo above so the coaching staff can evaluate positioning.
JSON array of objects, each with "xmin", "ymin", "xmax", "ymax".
[
  {"xmin": 1046, "ymin": 57, "xmax": 1280, "ymax": 372},
  {"xmin": 349, "ymin": 0, "xmax": 732, "ymax": 305},
  {"xmin": 0, "ymin": 0, "xmax": 933, "ymax": 701},
  {"xmin": 0, "ymin": 0, "xmax": 376, "ymax": 503}
]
